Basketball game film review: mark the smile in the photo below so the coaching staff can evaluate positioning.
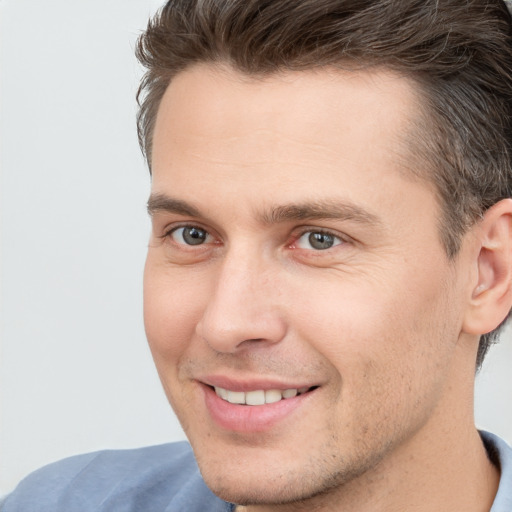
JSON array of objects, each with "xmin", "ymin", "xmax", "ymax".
[
  {"xmin": 203, "ymin": 382, "xmax": 318, "ymax": 431},
  {"xmin": 214, "ymin": 386, "xmax": 313, "ymax": 405}
]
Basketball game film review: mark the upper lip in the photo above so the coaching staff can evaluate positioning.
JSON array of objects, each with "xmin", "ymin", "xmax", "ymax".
[{"xmin": 199, "ymin": 375, "xmax": 319, "ymax": 392}]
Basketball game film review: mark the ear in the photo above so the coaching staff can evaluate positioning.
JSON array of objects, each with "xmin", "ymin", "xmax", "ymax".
[{"xmin": 463, "ymin": 198, "xmax": 512, "ymax": 335}]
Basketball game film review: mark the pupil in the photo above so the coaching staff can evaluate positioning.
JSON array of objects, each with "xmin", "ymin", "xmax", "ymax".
[
  {"xmin": 183, "ymin": 227, "xmax": 206, "ymax": 245},
  {"xmin": 309, "ymin": 232, "xmax": 334, "ymax": 250}
]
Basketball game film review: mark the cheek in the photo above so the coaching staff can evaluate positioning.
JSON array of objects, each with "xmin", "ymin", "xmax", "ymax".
[
  {"xmin": 291, "ymin": 268, "xmax": 456, "ymax": 403},
  {"xmin": 143, "ymin": 258, "xmax": 207, "ymax": 363}
]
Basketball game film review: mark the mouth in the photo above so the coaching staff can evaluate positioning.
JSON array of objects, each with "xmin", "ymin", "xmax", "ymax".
[
  {"xmin": 212, "ymin": 385, "xmax": 317, "ymax": 406},
  {"xmin": 200, "ymin": 378, "xmax": 320, "ymax": 431}
]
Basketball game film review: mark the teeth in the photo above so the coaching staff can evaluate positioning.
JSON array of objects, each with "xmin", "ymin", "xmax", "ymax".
[
  {"xmin": 265, "ymin": 389, "xmax": 283, "ymax": 404},
  {"xmin": 282, "ymin": 388, "xmax": 298, "ymax": 399},
  {"xmin": 226, "ymin": 390, "xmax": 245, "ymax": 404},
  {"xmin": 214, "ymin": 386, "xmax": 311, "ymax": 406},
  {"xmin": 246, "ymin": 390, "xmax": 265, "ymax": 405}
]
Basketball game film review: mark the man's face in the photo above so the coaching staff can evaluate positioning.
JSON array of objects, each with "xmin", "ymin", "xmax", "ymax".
[{"xmin": 144, "ymin": 65, "xmax": 473, "ymax": 506}]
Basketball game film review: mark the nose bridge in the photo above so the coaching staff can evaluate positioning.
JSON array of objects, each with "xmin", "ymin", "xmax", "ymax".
[{"xmin": 196, "ymin": 242, "xmax": 286, "ymax": 352}]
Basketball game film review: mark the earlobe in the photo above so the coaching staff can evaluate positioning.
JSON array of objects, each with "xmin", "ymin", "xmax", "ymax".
[{"xmin": 463, "ymin": 199, "xmax": 512, "ymax": 335}]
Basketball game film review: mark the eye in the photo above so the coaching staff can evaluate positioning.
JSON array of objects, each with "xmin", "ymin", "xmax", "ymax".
[
  {"xmin": 170, "ymin": 226, "xmax": 211, "ymax": 246},
  {"xmin": 295, "ymin": 231, "xmax": 343, "ymax": 250}
]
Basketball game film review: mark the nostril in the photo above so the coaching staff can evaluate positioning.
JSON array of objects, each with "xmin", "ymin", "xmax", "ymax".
[{"xmin": 240, "ymin": 338, "xmax": 265, "ymax": 344}]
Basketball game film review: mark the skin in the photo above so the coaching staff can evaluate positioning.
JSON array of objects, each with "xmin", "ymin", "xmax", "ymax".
[{"xmin": 144, "ymin": 64, "xmax": 504, "ymax": 511}]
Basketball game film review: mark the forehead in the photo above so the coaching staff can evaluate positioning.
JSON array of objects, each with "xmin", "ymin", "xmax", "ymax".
[
  {"xmin": 153, "ymin": 64, "xmax": 418, "ymax": 162},
  {"xmin": 151, "ymin": 64, "xmax": 433, "ymax": 224}
]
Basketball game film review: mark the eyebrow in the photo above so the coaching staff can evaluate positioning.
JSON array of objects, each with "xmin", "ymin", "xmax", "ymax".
[
  {"xmin": 147, "ymin": 194, "xmax": 201, "ymax": 217},
  {"xmin": 147, "ymin": 193, "xmax": 381, "ymax": 227},
  {"xmin": 258, "ymin": 200, "xmax": 381, "ymax": 226}
]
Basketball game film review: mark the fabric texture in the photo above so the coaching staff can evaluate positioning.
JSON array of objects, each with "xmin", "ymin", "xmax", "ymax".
[
  {"xmin": 1, "ymin": 432, "xmax": 511, "ymax": 511},
  {"xmin": 0, "ymin": 442, "xmax": 233, "ymax": 512},
  {"xmin": 486, "ymin": 432, "xmax": 512, "ymax": 512}
]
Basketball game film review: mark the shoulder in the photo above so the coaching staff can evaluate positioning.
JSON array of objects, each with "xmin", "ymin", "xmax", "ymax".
[
  {"xmin": 1, "ymin": 442, "xmax": 232, "ymax": 512},
  {"xmin": 481, "ymin": 431, "xmax": 512, "ymax": 512}
]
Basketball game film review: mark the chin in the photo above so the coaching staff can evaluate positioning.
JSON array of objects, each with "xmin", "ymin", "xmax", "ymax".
[
  {"xmin": 192, "ymin": 441, "xmax": 376, "ymax": 508},
  {"xmin": 200, "ymin": 466, "xmax": 370, "ymax": 508},
  {"xmin": 201, "ymin": 473, "xmax": 321, "ymax": 507}
]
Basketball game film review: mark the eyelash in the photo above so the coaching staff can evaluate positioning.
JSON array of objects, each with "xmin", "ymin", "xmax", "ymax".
[
  {"xmin": 292, "ymin": 229, "xmax": 344, "ymax": 251},
  {"xmin": 162, "ymin": 224, "xmax": 214, "ymax": 246},
  {"xmin": 162, "ymin": 224, "xmax": 345, "ymax": 252}
]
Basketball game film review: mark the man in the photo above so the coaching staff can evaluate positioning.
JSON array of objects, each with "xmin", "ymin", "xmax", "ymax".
[{"xmin": 3, "ymin": 0, "xmax": 512, "ymax": 510}]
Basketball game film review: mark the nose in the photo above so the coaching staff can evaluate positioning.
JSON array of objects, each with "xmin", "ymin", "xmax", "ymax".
[{"xmin": 195, "ymin": 250, "xmax": 287, "ymax": 353}]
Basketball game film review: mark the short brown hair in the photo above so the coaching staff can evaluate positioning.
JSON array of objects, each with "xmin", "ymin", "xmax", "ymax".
[{"xmin": 136, "ymin": 0, "xmax": 512, "ymax": 367}]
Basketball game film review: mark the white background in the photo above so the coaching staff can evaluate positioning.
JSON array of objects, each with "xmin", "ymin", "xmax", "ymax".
[{"xmin": 1, "ymin": 0, "xmax": 511, "ymax": 496}]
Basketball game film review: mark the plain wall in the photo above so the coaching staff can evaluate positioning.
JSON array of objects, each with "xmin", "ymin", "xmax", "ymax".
[{"xmin": 1, "ymin": 0, "xmax": 511, "ymax": 496}]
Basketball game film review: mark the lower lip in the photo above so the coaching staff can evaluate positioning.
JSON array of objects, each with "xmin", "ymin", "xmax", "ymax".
[{"xmin": 202, "ymin": 385, "xmax": 312, "ymax": 432}]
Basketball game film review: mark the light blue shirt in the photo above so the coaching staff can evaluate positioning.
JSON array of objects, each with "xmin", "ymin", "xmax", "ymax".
[
  {"xmin": 2, "ymin": 431, "xmax": 510, "ymax": 511},
  {"xmin": 486, "ymin": 432, "xmax": 512, "ymax": 511}
]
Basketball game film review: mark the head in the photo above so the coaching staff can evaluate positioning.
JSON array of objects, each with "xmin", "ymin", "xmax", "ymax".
[
  {"xmin": 138, "ymin": 1, "xmax": 512, "ymax": 508},
  {"xmin": 137, "ymin": 0, "xmax": 512, "ymax": 368}
]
